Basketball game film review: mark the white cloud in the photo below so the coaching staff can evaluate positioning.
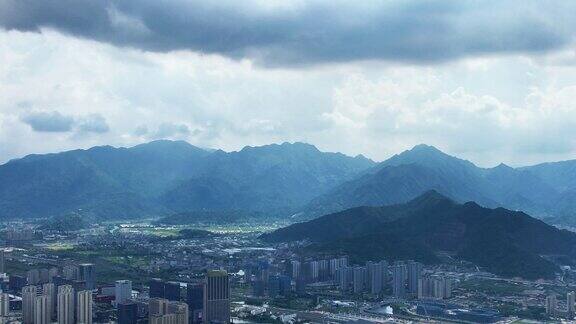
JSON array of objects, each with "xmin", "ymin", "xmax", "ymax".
[{"xmin": 1, "ymin": 29, "xmax": 576, "ymax": 167}]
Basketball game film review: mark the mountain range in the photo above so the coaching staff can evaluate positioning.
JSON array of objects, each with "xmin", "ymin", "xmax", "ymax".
[
  {"xmin": 262, "ymin": 191, "xmax": 576, "ymax": 279},
  {"xmin": 304, "ymin": 144, "xmax": 575, "ymax": 226},
  {"xmin": 3, "ymin": 140, "xmax": 576, "ymax": 225},
  {"xmin": 0, "ymin": 140, "xmax": 373, "ymax": 220}
]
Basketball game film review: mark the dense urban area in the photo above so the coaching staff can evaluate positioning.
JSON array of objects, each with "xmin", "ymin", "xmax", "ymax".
[
  {"xmin": 3, "ymin": 0, "xmax": 576, "ymax": 323},
  {"xmin": 0, "ymin": 219, "xmax": 574, "ymax": 324}
]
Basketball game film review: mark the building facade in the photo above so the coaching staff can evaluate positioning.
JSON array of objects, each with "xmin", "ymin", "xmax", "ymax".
[
  {"xmin": 76, "ymin": 290, "xmax": 93, "ymax": 324},
  {"xmin": 203, "ymin": 270, "xmax": 230, "ymax": 324}
]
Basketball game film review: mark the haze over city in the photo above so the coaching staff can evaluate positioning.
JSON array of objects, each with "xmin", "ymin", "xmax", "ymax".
[{"xmin": 2, "ymin": 1, "xmax": 576, "ymax": 324}]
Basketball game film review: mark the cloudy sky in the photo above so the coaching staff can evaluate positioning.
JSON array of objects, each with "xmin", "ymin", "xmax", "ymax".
[{"xmin": 1, "ymin": 0, "xmax": 576, "ymax": 167}]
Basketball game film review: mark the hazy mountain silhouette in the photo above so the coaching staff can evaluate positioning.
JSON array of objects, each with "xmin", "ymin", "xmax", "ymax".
[
  {"xmin": 3, "ymin": 141, "xmax": 576, "ymax": 225},
  {"xmin": 0, "ymin": 141, "xmax": 373, "ymax": 220},
  {"xmin": 305, "ymin": 144, "xmax": 560, "ymax": 222}
]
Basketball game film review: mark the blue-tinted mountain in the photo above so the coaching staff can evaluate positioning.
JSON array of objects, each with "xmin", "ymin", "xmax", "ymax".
[
  {"xmin": 264, "ymin": 191, "xmax": 576, "ymax": 279},
  {"xmin": 160, "ymin": 142, "xmax": 375, "ymax": 213},
  {"xmin": 5, "ymin": 140, "xmax": 576, "ymax": 225},
  {"xmin": 520, "ymin": 160, "xmax": 576, "ymax": 224},
  {"xmin": 304, "ymin": 144, "xmax": 560, "ymax": 221},
  {"xmin": 0, "ymin": 141, "xmax": 374, "ymax": 220},
  {"xmin": 0, "ymin": 140, "xmax": 209, "ymax": 219}
]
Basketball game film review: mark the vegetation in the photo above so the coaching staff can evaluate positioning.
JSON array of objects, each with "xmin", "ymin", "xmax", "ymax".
[
  {"xmin": 38, "ymin": 212, "xmax": 90, "ymax": 231},
  {"xmin": 50, "ymin": 245, "xmax": 161, "ymax": 285},
  {"xmin": 266, "ymin": 191, "xmax": 576, "ymax": 279},
  {"xmin": 155, "ymin": 210, "xmax": 259, "ymax": 225},
  {"xmin": 0, "ymin": 140, "xmax": 373, "ymax": 220},
  {"xmin": 150, "ymin": 228, "xmax": 218, "ymax": 242}
]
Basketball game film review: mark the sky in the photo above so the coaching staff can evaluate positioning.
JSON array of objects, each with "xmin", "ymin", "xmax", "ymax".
[{"xmin": 1, "ymin": 0, "xmax": 576, "ymax": 167}]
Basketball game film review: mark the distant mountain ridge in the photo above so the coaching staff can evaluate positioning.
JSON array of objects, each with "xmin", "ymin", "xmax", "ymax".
[
  {"xmin": 304, "ymin": 144, "xmax": 572, "ymax": 225},
  {"xmin": 3, "ymin": 141, "xmax": 576, "ymax": 225},
  {"xmin": 263, "ymin": 191, "xmax": 576, "ymax": 279},
  {"xmin": 0, "ymin": 140, "xmax": 374, "ymax": 220}
]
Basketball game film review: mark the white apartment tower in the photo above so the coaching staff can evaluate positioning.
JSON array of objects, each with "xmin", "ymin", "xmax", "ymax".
[
  {"xmin": 76, "ymin": 290, "xmax": 93, "ymax": 324},
  {"xmin": 58, "ymin": 285, "xmax": 75, "ymax": 324}
]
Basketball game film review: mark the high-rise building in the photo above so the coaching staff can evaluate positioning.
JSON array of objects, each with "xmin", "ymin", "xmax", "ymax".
[
  {"xmin": 392, "ymin": 264, "xmax": 406, "ymax": 299},
  {"xmin": 0, "ymin": 249, "xmax": 5, "ymax": 274},
  {"xmin": 203, "ymin": 270, "xmax": 230, "ymax": 324},
  {"xmin": 433, "ymin": 277, "xmax": 444, "ymax": 299},
  {"xmin": 48, "ymin": 267, "xmax": 59, "ymax": 282},
  {"xmin": 168, "ymin": 301, "xmax": 189, "ymax": 324},
  {"xmin": 42, "ymin": 282, "xmax": 56, "ymax": 320},
  {"xmin": 291, "ymin": 261, "xmax": 301, "ymax": 279},
  {"xmin": 546, "ymin": 294, "xmax": 557, "ymax": 316},
  {"xmin": 149, "ymin": 298, "xmax": 188, "ymax": 324},
  {"xmin": 165, "ymin": 281, "xmax": 181, "ymax": 301},
  {"xmin": 149, "ymin": 278, "xmax": 165, "ymax": 298},
  {"xmin": 149, "ymin": 313, "xmax": 176, "ymax": 323},
  {"xmin": 407, "ymin": 261, "xmax": 422, "ymax": 294},
  {"xmin": 22, "ymin": 285, "xmax": 37, "ymax": 324},
  {"xmin": 62, "ymin": 265, "xmax": 78, "ymax": 280},
  {"xmin": 335, "ymin": 266, "xmax": 352, "ymax": 292},
  {"xmin": 331, "ymin": 256, "xmax": 348, "ymax": 273},
  {"xmin": 568, "ymin": 291, "xmax": 575, "ymax": 315},
  {"xmin": 149, "ymin": 298, "xmax": 169, "ymax": 317},
  {"xmin": 300, "ymin": 262, "xmax": 313, "ymax": 284},
  {"xmin": 251, "ymin": 279, "xmax": 265, "ymax": 297},
  {"xmin": 268, "ymin": 275, "xmax": 291, "ymax": 297},
  {"xmin": 367, "ymin": 261, "xmax": 386, "ymax": 294},
  {"xmin": 115, "ymin": 280, "xmax": 132, "ymax": 305},
  {"xmin": 34, "ymin": 295, "xmax": 50, "ymax": 324},
  {"xmin": 309, "ymin": 261, "xmax": 320, "ymax": 282},
  {"xmin": 318, "ymin": 260, "xmax": 330, "ymax": 281},
  {"xmin": 187, "ymin": 283, "xmax": 204, "ymax": 324},
  {"xmin": 39, "ymin": 268, "xmax": 50, "ymax": 284},
  {"xmin": 329, "ymin": 258, "xmax": 340, "ymax": 277},
  {"xmin": 352, "ymin": 267, "xmax": 366, "ymax": 294},
  {"xmin": 0, "ymin": 293, "xmax": 10, "ymax": 317},
  {"xmin": 27, "ymin": 269, "xmax": 40, "ymax": 285},
  {"xmin": 117, "ymin": 301, "xmax": 138, "ymax": 324},
  {"xmin": 9, "ymin": 274, "xmax": 27, "ymax": 293},
  {"xmin": 78, "ymin": 264, "xmax": 96, "ymax": 290},
  {"xmin": 418, "ymin": 275, "xmax": 454, "ymax": 299},
  {"xmin": 58, "ymin": 285, "xmax": 75, "ymax": 324},
  {"xmin": 77, "ymin": 290, "xmax": 93, "ymax": 324},
  {"xmin": 258, "ymin": 262, "xmax": 270, "ymax": 284}
]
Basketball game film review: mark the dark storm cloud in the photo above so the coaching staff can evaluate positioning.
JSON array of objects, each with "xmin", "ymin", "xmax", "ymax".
[
  {"xmin": 20, "ymin": 111, "xmax": 74, "ymax": 132},
  {"xmin": 20, "ymin": 111, "xmax": 110, "ymax": 134},
  {"xmin": 77, "ymin": 114, "xmax": 110, "ymax": 134},
  {"xmin": 0, "ymin": 0, "xmax": 574, "ymax": 66}
]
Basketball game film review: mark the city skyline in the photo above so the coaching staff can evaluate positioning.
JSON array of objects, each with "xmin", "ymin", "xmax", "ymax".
[{"xmin": 1, "ymin": 1, "xmax": 576, "ymax": 323}]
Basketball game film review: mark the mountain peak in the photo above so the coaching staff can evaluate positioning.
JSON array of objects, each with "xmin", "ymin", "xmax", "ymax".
[
  {"xmin": 381, "ymin": 144, "xmax": 477, "ymax": 171},
  {"xmin": 130, "ymin": 140, "xmax": 208, "ymax": 156},
  {"xmin": 493, "ymin": 162, "xmax": 513, "ymax": 170},
  {"xmin": 395, "ymin": 144, "xmax": 451, "ymax": 161},
  {"xmin": 410, "ymin": 143, "xmax": 443, "ymax": 153}
]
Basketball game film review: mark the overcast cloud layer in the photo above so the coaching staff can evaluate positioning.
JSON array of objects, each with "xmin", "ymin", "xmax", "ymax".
[
  {"xmin": 1, "ymin": 1, "xmax": 576, "ymax": 167},
  {"xmin": 1, "ymin": 0, "xmax": 576, "ymax": 66}
]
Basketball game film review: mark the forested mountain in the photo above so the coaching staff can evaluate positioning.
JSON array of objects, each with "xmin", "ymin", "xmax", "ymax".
[
  {"xmin": 0, "ymin": 141, "xmax": 374, "ymax": 220},
  {"xmin": 264, "ymin": 191, "xmax": 576, "ymax": 279},
  {"xmin": 4, "ymin": 141, "xmax": 576, "ymax": 226},
  {"xmin": 304, "ymin": 144, "xmax": 564, "ymax": 223}
]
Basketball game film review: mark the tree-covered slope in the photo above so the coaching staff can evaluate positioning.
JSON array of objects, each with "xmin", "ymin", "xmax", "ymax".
[{"xmin": 264, "ymin": 191, "xmax": 576, "ymax": 279}]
